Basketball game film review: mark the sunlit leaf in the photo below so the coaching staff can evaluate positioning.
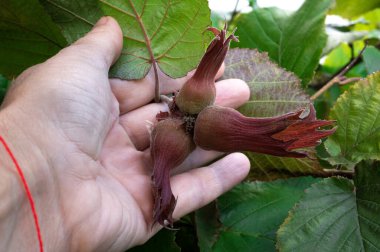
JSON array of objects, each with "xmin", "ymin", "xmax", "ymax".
[
  {"xmin": 322, "ymin": 43, "xmax": 352, "ymax": 74},
  {"xmin": 353, "ymin": 8, "xmax": 380, "ymax": 31},
  {"xmin": 324, "ymin": 72, "xmax": 380, "ymax": 168},
  {"xmin": 330, "ymin": 0, "xmax": 380, "ymax": 19},
  {"xmin": 41, "ymin": 0, "xmax": 212, "ymax": 80},
  {"xmin": 232, "ymin": 0, "xmax": 333, "ymax": 86}
]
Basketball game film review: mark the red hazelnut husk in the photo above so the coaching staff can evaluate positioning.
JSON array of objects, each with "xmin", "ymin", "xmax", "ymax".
[
  {"xmin": 175, "ymin": 26, "xmax": 238, "ymax": 114},
  {"xmin": 193, "ymin": 105, "xmax": 336, "ymax": 157},
  {"xmin": 151, "ymin": 118, "xmax": 195, "ymax": 228},
  {"xmin": 150, "ymin": 24, "xmax": 336, "ymax": 230}
]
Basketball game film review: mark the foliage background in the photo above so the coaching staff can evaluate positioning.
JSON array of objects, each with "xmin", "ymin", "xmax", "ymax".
[{"xmin": 0, "ymin": 0, "xmax": 379, "ymax": 251}]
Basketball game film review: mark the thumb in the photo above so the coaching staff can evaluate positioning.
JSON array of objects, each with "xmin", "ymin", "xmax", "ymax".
[{"xmin": 62, "ymin": 16, "xmax": 123, "ymax": 70}]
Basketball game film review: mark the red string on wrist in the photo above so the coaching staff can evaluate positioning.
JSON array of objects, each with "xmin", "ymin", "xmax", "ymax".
[{"xmin": 0, "ymin": 136, "xmax": 44, "ymax": 252}]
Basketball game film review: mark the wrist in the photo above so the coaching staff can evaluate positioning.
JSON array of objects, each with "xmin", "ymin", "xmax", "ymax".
[
  {"xmin": 0, "ymin": 130, "xmax": 25, "ymax": 250},
  {"xmin": 0, "ymin": 107, "xmax": 66, "ymax": 251}
]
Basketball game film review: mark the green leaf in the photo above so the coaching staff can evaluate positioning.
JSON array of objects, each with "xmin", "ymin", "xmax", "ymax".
[
  {"xmin": 0, "ymin": 74, "xmax": 10, "ymax": 103},
  {"xmin": 354, "ymin": 162, "xmax": 380, "ymax": 251},
  {"xmin": 315, "ymin": 43, "xmax": 354, "ymax": 118},
  {"xmin": 353, "ymin": 9, "xmax": 380, "ymax": 31},
  {"xmin": 246, "ymin": 153, "xmax": 323, "ymax": 181},
  {"xmin": 324, "ymin": 72, "xmax": 380, "ymax": 168},
  {"xmin": 211, "ymin": 11, "xmax": 224, "ymax": 29},
  {"xmin": 223, "ymin": 48, "xmax": 322, "ymax": 177},
  {"xmin": 42, "ymin": 0, "xmax": 212, "ymax": 80},
  {"xmin": 323, "ymin": 29, "xmax": 368, "ymax": 56},
  {"xmin": 210, "ymin": 177, "xmax": 321, "ymax": 251},
  {"xmin": 363, "ymin": 46, "xmax": 380, "ymax": 74},
  {"xmin": 40, "ymin": 0, "xmax": 103, "ymax": 43},
  {"xmin": 0, "ymin": 0, "xmax": 67, "ymax": 78},
  {"xmin": 329, "ymin": 0, "xmax": 380, "ymax": 19},
  {"xmin": 322, "ymin": 43, "xmax": 352, "ymax": 75},
  {"xmin": 129, "ymin": 229, "xmax": 180, "ymax": 252},
  {"xmin": 194, "ymin": 202, "xmax": 221, "ymax": 252},
  {"xmin": 174, "ymin": 217, "xmax": 199, "ymax": 252},
  {"xmin": 233, "ymin": 0, "xmax": 333, "ymax": 86},
  {"xmin": 223, "ymin": 49, "xmax": 310, "ymax": 118},
  {"xmin": 277, "ymin": 163, "xmax": 380, "ymax": 251},
  {"xmin": 248, "ymin": 0, "xmax": 256, "ymax": 8}
]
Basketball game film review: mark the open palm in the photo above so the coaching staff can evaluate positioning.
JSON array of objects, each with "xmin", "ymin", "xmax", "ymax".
[{"xmin": 1, "ymin": 17, "xmax": 250, "ymax": 251}]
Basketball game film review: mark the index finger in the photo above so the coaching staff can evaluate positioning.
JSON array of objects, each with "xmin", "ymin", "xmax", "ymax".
[{"xmin": 110, "ymin": 64, "xmax": 225, "ymax": 114}]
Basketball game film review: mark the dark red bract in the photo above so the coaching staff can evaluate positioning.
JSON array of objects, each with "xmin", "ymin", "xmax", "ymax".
[{"xmin": 194, "ymin": 105, "xmax": 335, "ymax": 157}]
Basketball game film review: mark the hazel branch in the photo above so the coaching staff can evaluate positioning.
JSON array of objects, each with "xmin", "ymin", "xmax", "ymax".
[
  {"xmin": 338, "ymin": 77, "xmax": 362, "ymax": 85},
  {"xmin": 310, "ymin": 43, "xmax": 367, "ymax": 101},
  {"xmin": 319, "ymin": 169, "xmax": 354, "ymax": 179}
]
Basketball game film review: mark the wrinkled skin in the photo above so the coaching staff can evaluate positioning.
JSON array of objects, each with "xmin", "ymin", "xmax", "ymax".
[{"xmin": 0, "ymin": 17, "xmax": 250, "ymax": 251}]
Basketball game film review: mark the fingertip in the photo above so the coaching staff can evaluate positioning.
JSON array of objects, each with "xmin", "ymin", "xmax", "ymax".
[
  {"xmin": 213, "ymin": 152, "xmax": 250, "ymax": 182},
  {"xmin": 215, "ymin": 78, "xmax": 251, "ymax": 108},
  {"xmin": 170, "ymin": 152, "xmax": 250, "ymax": 220},
  {"xmin": 100, "ymin": 16, "xmax": 124, "ymax": 64},
  {"xmin": 73, "ymin": 16, "xmax": 123, "ymax": 68}
]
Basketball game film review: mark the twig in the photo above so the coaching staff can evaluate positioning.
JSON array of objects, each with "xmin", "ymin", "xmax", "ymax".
[
  {"xmin": 293, "ymin": 169, "xmax": 354, "ymax": 179},
  {"xmin": 321, "ymin": 169, "xmax": 354, "ymax": 179},
  {"xmin": 311, "ymin": 43, "xmax": 367, "ymax": 101},
  {"xmin": 247, "ymin": 167, "xmax": 355, "ymax": 181},
  {"xmin": 229, "ymin": 0, "xmax": 240, "ymax": 26},
  {"xmin": 281, "ymin": 169, "xmax": 354, "ymax": 179},
  {"xmin": 338, "ymin": 77, "xmax": 361, "ymax": 85}
]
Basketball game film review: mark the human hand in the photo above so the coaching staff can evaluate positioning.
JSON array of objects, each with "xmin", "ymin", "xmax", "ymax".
[{"xmin": 0, "ymin": 17, "xmax": 250, "ymax": 251}]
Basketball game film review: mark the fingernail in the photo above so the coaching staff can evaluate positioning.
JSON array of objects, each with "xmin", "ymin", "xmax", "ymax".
[{"xmin": 94, "ymin": 16, "xmax": 109, "ymax": 28}]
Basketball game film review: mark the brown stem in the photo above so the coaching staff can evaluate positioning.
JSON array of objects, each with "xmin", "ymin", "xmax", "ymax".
[
  {"xmin": 338, "ymin": 77, "xmax": 362, "ymax": 85},
  {"xmin": 128, "ymin": 0, "xmax": 160, "ymax": 102},
  {"xmin": 248, "ymin": 167, "xmax": 354, "ymax": 181},
  {"xmin": 321, "ymin": 169, "xmax": 354, "ymax": 179},
  {"xmin": 286, "ymin": 169, "xmax": 354, "ymax": 179},
  {"xmin": 311, "ymin": 43, "xmax": 367, "ymax": 101},
  {"xmin": 229, "ymin": 0, "xmax": 240, "ymax": 26},
  {"xmin": 290, "ymin": 169, "xmax": 354, "ymax": 179},
  {"xmin": 310, "ymin": 76, "xmax": 339, "ymax": 101}
]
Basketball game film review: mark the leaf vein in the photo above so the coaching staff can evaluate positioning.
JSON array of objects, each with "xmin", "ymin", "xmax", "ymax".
[
  {"xmin": 150, "ymin": 0, "xmax": 171, "ymax": 41},
  {"xmin": 156, "ymin": 1, "xmax": 202, "ymax": 59}
]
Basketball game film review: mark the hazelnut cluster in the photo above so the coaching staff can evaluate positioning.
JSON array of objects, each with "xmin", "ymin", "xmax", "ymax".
[{"xmin": 150, "ymin": 26, "xmax": 335, "ymax": 228}]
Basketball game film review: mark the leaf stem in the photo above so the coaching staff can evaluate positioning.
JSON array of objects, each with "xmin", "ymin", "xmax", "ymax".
[
  {"xmin": 153, "ymin": 62, "xmax": 160, "ymax": 103},
  {"xmin": 127, "ymin": 0, "xmax": 160, "ymax": 102},
  {"xmin": 160, "ymin": 95, "xmax": 172, "ymax": 104},
  {"xmin": 310, "ymin": 43, "xmax": 367, "ymax": 101}
]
